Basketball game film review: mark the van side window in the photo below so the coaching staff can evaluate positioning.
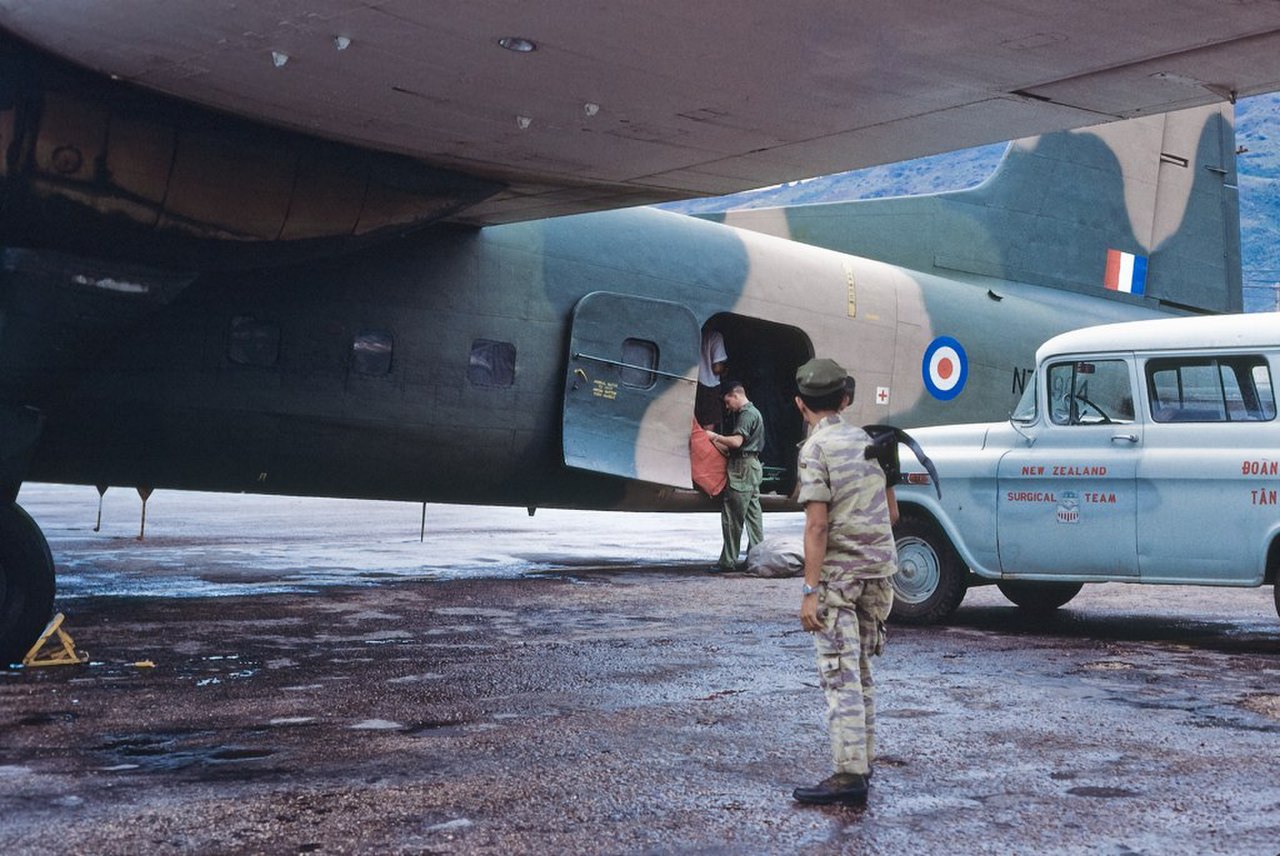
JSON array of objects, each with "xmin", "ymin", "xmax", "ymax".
[
  {"xmin": 1252, "ymin": 364, "xmax": 1277, "ymax": 417},
  {"xmin": 1047, "ymin": 359, "xmax": 1133, "ymax": 426},
  {"xmin": 1147, "ymin": 356, "xmax": 1276, "ymax": 422}
]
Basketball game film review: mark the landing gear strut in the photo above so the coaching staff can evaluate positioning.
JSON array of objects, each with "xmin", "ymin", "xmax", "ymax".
[{"xmin": 0, "ymin": 502, "xmax": 55, "ymax": 665}]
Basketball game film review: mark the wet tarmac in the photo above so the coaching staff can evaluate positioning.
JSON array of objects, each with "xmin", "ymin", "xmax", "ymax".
[{"xmin": 2, "ymin": 485, "xmax": 1280, "ymax": 854}]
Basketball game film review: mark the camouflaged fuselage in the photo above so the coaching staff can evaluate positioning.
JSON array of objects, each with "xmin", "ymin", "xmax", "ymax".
[{"xmin": 3, "ymin": 106, "xmax": 1239, "ymax": 512}]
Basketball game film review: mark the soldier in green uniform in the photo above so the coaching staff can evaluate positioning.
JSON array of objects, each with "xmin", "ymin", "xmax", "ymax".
[
  {"xmin": 790, "ymin": 358, "xmax": 897, "ymax": 807},
  {"xmin": 704, "ymin": 381, "xmax": 765, "ymax": 571}
]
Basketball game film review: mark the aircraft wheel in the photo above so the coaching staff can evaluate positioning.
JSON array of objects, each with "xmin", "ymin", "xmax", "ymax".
[
  {"xmin": 889, "ymin": 513, "xmax": 967, "ymax": 625},
  {"xmin": 996, "ymin": 580, "xmax": 1083, "ymax": 613},
  {"xmin": 0, "ymin": 502, "xmax": 56, "ymax": 665}
]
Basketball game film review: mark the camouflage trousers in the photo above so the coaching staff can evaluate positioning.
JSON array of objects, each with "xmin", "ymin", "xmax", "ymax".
[{"xmin": 812, "ymin": 576, "xmax": 894, "ymax": 775}]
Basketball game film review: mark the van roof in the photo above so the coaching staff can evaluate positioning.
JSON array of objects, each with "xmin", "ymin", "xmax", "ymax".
[{"xmin": 1037, "ymin": 312, "xmax": 1280, "ymax": 363}]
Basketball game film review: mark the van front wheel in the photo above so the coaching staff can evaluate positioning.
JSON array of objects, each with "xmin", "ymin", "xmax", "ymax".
[{"xmin": 890, "ymin": 514, "xmax": 967, "ymax": 625}]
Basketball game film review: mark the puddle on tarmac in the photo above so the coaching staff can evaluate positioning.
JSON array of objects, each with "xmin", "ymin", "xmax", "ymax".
[
  {"xmin": 208, "ymin": 747, "xmax": 274, "ymax": 762},
  {"xmin": 1067, "ymin": 786, "xmax": 1140, "ymax": 798},
  {"xmin": 97, "ymin": 732, "xmax": 276, "ymax": 771},
  {"xmin": 16, "ymin": 711, "xmax": 78, "ymax": 726},
  {"xmin": 878, "ymin": 708, "xmax": 941, "ymax": 719},
  {"xmin": 407, "ymin": 719, "xmax": 475, "ymax": 738}
]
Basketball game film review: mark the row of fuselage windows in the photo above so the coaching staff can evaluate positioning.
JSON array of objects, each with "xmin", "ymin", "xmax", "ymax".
[{"xmin": 226, "ymin": 316, "xmax": 517, "ymax": 388}]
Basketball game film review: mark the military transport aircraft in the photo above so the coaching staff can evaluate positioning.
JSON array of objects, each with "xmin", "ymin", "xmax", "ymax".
[{"xmin": 2, "ymin": 3, "xmax": 1280, "ymax": 661}]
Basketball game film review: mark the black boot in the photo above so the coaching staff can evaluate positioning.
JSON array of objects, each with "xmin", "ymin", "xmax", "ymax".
[{"xmin": 792, "ymin": 772, "xmax": 869, "ymax": 806}]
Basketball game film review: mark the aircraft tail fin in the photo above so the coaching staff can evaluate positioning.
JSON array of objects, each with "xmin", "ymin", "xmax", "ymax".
[{"xmin": 718, "ymin": 104, "xmax": 1241, "ymax": 313}]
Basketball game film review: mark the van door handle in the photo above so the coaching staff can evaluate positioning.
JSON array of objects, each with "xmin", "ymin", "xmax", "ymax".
[{"xmin": 1110, "ymin": 433, "xmax": 1138, "ymax": 443}]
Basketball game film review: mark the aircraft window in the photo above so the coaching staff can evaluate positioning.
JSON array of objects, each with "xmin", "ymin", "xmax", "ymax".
[
  {"xmin": 351, "ymin": 330, "xmax": 393, "ymax": 376},
  {"xmin": 1147, "ymin": 356, "xmax": 1275, "ymax": 422},
  {"xmin": 228, "ymin": 316, "xmax": 280, "ymax": 367},
  {"xmin": 1047, "ymin": 359, "xmax": 1132, "ymax": 426},
  {"xmin": 468, "ymin": 339, "xmax": 516, "ymax": 388},
  {"xmin": 620, "ymin": 338, "xmax": 658, "ymax": 388}
]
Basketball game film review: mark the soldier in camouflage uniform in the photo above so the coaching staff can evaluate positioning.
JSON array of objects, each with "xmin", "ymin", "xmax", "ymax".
[{"xmin": 790, "ymin": 358, "xmax": 897, "ymax": 807}]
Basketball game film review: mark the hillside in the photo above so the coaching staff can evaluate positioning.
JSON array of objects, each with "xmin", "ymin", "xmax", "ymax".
[{"xmin": 662, "ymin": 95, "xmax": 1280, "ymax": 311}]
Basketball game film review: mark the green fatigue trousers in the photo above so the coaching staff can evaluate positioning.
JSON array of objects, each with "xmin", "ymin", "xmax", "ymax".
[
  {"xmin": 813, "ymin": 576, "xmax": 894, "ymax": 775},
  {"xmin": 719, "ymin": 455, "xmax": 763, "ymax": 569}
]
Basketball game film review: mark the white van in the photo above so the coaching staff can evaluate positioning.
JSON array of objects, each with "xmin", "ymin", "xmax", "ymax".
[{"xmin": 891, "ymin": 313, "xmax": 1280, "ymax": 624}]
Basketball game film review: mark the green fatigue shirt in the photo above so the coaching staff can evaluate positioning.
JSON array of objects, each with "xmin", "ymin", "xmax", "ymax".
[
  {"xmin": 730, "ymin": 402, "xmax": 765, "ymax": 454},
  {"xmin": 726, "ymin": 402, "xmax": 765, "ymax": 491},
  {"xmin": 796, "ymin": 414, "xmax": 897, "ymax": 581}
]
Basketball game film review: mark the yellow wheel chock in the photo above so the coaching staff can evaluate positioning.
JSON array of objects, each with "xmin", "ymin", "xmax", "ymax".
[{"xmin": 22, "ymin": 612, "xmax": 88, "ymax": 667}]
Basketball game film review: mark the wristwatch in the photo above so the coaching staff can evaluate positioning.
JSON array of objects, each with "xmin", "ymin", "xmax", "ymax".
[{"xmin": 802, "ymin": 583, "xmax": 819, "ymax": 596}]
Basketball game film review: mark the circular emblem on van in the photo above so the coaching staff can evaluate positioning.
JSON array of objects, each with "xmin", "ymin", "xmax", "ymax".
[{"xmin": 922, "ymin": 336, "xmax": 968, "ymax": 401}]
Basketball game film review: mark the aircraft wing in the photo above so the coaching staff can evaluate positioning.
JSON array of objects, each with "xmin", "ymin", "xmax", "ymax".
[{"xmin": 3, "ymin": 1, "xmax": 1280, "ymax": 225}]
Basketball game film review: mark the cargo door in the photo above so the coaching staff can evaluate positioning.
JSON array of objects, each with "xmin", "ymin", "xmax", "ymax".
[{"xmin": 563, "ymin": 292, "xmax": 699, "ymax": 487}]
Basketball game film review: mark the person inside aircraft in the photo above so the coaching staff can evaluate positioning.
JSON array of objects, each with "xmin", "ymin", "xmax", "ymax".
[
  {"xmin": 695, "ymin": 326, "xmax": 729, "ymax": 429},
  {"xmin": 705, "ymin": 381, "xmax": 765, "ymax": 571}
]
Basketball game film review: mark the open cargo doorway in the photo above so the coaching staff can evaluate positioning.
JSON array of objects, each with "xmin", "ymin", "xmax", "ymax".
[{"xmin": 702, "ymin": 312, "xmax": 811, "ymax": 497}]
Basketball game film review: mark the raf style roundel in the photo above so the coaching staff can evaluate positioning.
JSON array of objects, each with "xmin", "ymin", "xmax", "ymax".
[{"xmin": 921, "ymin": 336, "xmax": 968, "ymax": 401}]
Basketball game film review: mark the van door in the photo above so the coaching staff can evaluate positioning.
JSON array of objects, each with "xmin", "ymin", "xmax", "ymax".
[
  {"xmin": 563, "ymin": 291, "xmax": 699, "ymax": 488},
  {"xmin": 1136, "ymin": 353, "xmax": 1278, "ymax": 582},
  {"xmin": 996, "ymin": 356, "xmax": 1141, "ymax": 577}
]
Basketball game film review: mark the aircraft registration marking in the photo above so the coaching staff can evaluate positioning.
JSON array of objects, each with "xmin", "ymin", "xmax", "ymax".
[{"xmin": 1011, "ymin": 366, "xmax": 1033, "ymax": 395}]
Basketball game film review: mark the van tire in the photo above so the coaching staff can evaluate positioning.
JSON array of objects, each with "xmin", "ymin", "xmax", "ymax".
[
  {"xmin": 996, "ymin": 580, "xmax": 1083, "ymax": 613},
  {"xmin": 889, "ymin": 513, "xmax": 967, "ymax": 625}
]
